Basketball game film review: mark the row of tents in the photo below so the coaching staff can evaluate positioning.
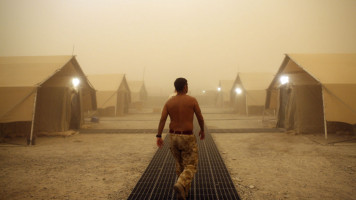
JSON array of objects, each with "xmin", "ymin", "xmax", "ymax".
[
  {"xmin": 88, "ymin": 74, "xmax": 148, "ymax": 116},
  {"xmin": 1, "ymin": 54, "xmax": 355, "ymax": 142},
  {"xmin": 214, "ymin": 54, "xmax": 356, "ymax": 137},
  {"xmin": 216, "ymin": 72, "xmax": 274, "ymax": 115},
  {"xmin": 0, "ymin": 56, "xmax": 148, "ymax": 144}
]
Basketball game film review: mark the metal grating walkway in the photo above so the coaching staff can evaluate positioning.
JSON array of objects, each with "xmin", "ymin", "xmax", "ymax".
[{"xmin": 127, "ymin": 122, "xmax": 240, "ymax": 200}]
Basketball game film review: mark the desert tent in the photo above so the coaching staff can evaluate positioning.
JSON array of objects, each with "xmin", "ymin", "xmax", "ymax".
[
  {"xmin": 231, "ymin": 72, "xmax": 274, "ymax": 115},
  {"xmin": 216, "ymin": 80, "xmax": 234, "ymax": 108},
  {"xmin": 88, "ymin": 74, "xmax": 131, "ymax": 116},
  {"xmin": 0, "ymin": 56, "xmax": 97, "ymax": 144},
  {"xmin": 265, "ymin": 54, "xmax": 356, "ymax": 138},
  {"xmin": 128, "ymin": 81, "xmax": 148, "ymax": 109}
]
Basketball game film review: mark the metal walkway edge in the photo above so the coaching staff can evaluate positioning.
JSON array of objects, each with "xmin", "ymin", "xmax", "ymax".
[{"xmin": 127, "ymin": 122, "xmax": 241, "ymax": 200}]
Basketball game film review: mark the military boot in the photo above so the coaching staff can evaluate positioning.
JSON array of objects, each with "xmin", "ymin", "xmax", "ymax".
[{"xmin": 174, "ymin": 182, "xmax": 186, "ymax": 200}]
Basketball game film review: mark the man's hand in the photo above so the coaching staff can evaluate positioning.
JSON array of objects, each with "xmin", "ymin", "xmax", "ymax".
[
  {"xmin": 199, "ymin": 130, "xmax": 205, "ymax": 140},
  {"xmin": 156, "ymin": 137, "xmax": 164, "ymax": 148}
]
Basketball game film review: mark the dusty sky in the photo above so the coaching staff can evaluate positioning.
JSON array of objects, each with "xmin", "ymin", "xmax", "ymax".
[{"xmin": 1, "ymin": 0, "xmax": 356, "ymax": 95}]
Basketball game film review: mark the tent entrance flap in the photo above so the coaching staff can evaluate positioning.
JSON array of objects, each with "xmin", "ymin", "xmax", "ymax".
[
  {"xmin": 277, "ymin": 84, "xmax": 324, "ymax": 133},
  {"xmin": 276, "ymin": 85, "xmax": 289, "ymax": 129},
  {"xmin": 233, "ymin": 93, "xmax": 246, "ymax": 114},
  {"xmin": 36, "ymin": 87, "xmax": 74, "ymax": 133},
  {"xmin": 69, "ymin": 92, "xmax": 81, "ymax": 130}
]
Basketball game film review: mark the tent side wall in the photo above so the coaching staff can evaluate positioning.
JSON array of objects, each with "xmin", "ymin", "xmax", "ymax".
[
  {"xmin": 322, "ymin": 84, "xmax": 356, "ymax": 125},
  {"xmin": 0, "ymin": 87, "xmax": 37, "ymax": 138},
  {"xmin": 80, "ymin": 87, "xmax": 97, "ymax": 117},
  {"xmin": 322, "ymin": 85, "xmax": 356, "ymax": 133},
  {"xmin": 245, "ymin": 90, "xmax": 266, "ymax": 115},
  {"xmin": 0, "ymin": 87, "xmax": 36, "ymax": 123},
  {"xmin": 0, "ymin": 122, "xmax": 32, "ymax": 138},
  {"xmin": 294, "ymin": 85, "xmax": 324, "ymax": 133},
  {"xmin": 96, "ymin": 90, "xmax": 117, "ymax": 116},
  {"xmin": 277, "ymin": 84, "xmax": 324, "ymax": 133}
]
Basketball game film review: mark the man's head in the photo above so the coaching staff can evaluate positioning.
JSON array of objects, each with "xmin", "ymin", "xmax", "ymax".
[{"xmin": 174, "ymin": 78, "xmax": 188, "ymax": 93}]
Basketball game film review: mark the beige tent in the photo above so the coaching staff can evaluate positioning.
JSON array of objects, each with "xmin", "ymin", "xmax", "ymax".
[
  {"xmin": 266, "ymin": 54, "xmax": 356, "ymax": 137},
  {"xmin": 231, "ymin": 72, "xmax": 274, "ymax": 115},
  {"xmin": 0, "ymin": 56, "xmax": 97, "ymax": 144},
  {"xmin": 216, "ymin": 80, "xmax": 234, "ymax": 107},
  {"xmin": 88, "ymin": 74, "xmax": 131, "ymax": 116},
  {"xmin": 128, "ymin": 81, "xmax": 148, "ymax": 109}
]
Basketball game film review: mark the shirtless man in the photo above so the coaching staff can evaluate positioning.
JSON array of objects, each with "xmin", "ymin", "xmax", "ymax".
[{"xmin": 156, "ymin": 78, "xmax": 205, "ymax": 200}]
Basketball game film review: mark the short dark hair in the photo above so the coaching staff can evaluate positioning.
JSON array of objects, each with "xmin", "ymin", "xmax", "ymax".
[{"xmin": 174, "ymin": 78, "xmax": 187, "ymax": 92}]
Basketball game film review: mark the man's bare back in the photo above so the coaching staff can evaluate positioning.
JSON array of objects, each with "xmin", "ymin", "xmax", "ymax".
[
  {"xmin": 156, "ymin": 80, "xmax": 205, "ymax": 148},
  {"xmin": 164, "ymin": 94, "xmax": 204, "ymax": 131}
]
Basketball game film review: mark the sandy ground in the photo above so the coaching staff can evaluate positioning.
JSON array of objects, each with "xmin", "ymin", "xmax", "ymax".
[
  {"xmin": 213, "ymin": 133, "xmax": 356, "ymax": 200},
  {"xmin": 1, "ymin": 109, "xmax": 356, "ymax": 200},
  {"xmin": 0, "ymin": 134, "xmax": 157, "ymax": 200}
]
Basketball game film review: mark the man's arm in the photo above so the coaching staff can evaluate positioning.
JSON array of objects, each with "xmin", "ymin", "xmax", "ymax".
[
  {"xmin": 193, "ymin": 99, "xmax": 205, "ymax": 140},
  {"xmin": 157, "ymin": 104, "xmax": 168, "ymax": 148}
]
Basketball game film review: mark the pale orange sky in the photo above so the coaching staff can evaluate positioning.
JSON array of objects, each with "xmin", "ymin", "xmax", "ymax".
[{"xmin": 1, "ymin": 0, "xmax": 356, "ymax": 95}]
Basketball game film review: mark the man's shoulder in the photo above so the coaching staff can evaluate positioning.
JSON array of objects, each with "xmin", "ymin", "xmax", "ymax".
[
  {"xmin": 185, "ymin": 95, "xmax": 198, "ymax": 103},
  {"xmin": 186, "ymin": 94, "xmax": 196, "ymax": 99},
  {"xmin": 166, "ymin": 95, "xmax": 197, "ymax": 104},
  {"xmin": 165, "ymin": 97, "xmax": 174, "ymax": 105}
]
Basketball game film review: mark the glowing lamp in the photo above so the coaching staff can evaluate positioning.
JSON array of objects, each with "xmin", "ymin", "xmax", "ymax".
[
  {"xmin": 280, "ymin": 75, "xmax": 289, "ymax": 85},
  {"xmin": 72, "ymin": 77, "xmax": 80, "ymax": 88},
  {"xmin": 235, "ymin": 88, "xmax": 242, "ymax": 94}
]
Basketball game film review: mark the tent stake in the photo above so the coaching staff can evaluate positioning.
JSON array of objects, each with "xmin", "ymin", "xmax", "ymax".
[{"xmin": 29, "ymin": 89, "xmax": 38, "ymax": 146}]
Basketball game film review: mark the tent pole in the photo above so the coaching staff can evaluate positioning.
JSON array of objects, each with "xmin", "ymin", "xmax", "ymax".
[
  {"xmin": 29, "ymin": 89, "xmax": 38, "ymax": 146},
  {"xmin": 321, "ymin": 87, "xmax": 328, "ymax": 140}
]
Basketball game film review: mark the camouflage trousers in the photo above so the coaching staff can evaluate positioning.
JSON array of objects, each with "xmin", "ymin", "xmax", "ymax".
[{"xmin": 169, "ymin": 133, "xmax": 198, "ymax": 193}]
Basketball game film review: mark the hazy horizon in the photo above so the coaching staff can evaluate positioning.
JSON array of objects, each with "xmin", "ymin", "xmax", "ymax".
[{"xmin": 1, "ymin": 0, "xmax": 356, "ymax": 95}]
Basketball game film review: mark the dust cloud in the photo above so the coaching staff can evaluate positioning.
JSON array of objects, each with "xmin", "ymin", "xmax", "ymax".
[{"xmin": 1, "ymin": 0, "xmax": 356, "ymax": 95}]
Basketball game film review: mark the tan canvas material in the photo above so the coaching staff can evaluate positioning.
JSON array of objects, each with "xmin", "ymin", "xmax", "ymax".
[
  {"xmin": 0, "ymin": 56, "xmax": 96, "ymax": 139},
  {"xmin": 128, "ymin": 81, "xmax": 148, "ymax": 110},
  {"xmin": 231, "ymin": 72, "xmax": 274, "ymax": 115},
  {"xmin": 0, "ymin": 87, "xmax": 36, "ymax": 122},
  {"xmin": 128, "ymin": 81, "xmax": 148, "ymax": 103},
  {"xmin": 267, "ymin": 54, "xmax": 356, "ymax": 134},
  {"xmin": 88, "ymin": 74, "xmax": 131, "ymax": 116}
]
